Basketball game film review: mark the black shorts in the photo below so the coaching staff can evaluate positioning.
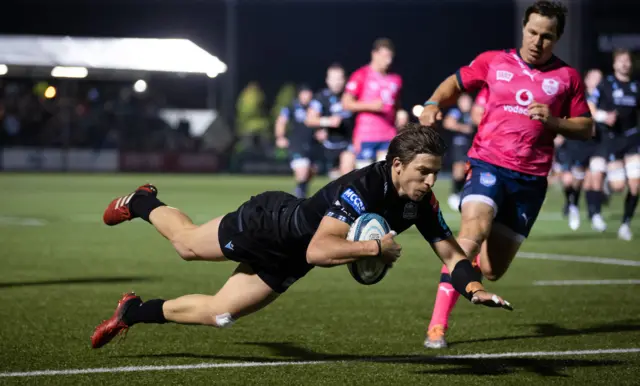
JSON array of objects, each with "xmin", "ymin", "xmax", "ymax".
[
  {"xmin": 555, "ymin": 146, "xmax": 571, "ymax": 171},
  {"xmin": 566, "ymin": 139, "xmax": 598, "ymax": 169},
  {"xmin": 451, "ymin": 143, "xmax": 471, "ymax": 163},
  {"xmin": 323, "ymin": 141, "xmax": 350, "ymax": 169},
  {"xmin": 217, "ymin": 191, "xmax": 313, "ymax": 293},
  {"xmin": 603, "ymin": 132, "xmax": 640, "ymax": 162},
  {"xmin": 289, "ymin": 141, "xmax": 323, "ymax": 167}
]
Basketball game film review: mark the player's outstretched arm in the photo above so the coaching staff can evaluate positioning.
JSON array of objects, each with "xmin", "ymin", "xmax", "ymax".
[{"xmin": 430, "ymin": 236, "xmax": 513, "ymax": 311}]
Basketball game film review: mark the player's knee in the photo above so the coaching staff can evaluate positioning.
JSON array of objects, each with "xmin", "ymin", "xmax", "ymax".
[
  {"xmin": 589, "ymin": 157, "xmax": 607, "ymax": 174},
  {"xmin": 171, "ymin": 229, "xmax": 199, "ymax": 261},
  {"xmin": 480, "ymin": 265, "xmax": 507, "ymax": 282},
  {"xmin": 625, "ymin": 159, "xmax": 640, "ymax": 180}
]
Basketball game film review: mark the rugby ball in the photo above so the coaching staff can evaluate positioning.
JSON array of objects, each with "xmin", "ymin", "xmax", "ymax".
[{"xmin": 346, "ymin": 213, "xmax": 391, "ymax": 285}]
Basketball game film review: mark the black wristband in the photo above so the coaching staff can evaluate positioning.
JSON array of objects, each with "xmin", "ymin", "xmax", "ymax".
[
  {"xmin": 450, "ymin": 259, "xmax": 483, "ymax": 301},
  {"xmin": 375, "ymin": 239, "xmax": 382, "ymax": 257}
]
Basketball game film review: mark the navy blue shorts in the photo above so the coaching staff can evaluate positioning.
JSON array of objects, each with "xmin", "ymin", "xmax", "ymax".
[
  {"xmin": 356, "ymin": 141, "xmax": 390, "ymax": 162},
  {"xmin": 460, "ymin": 158, "xmax": 548, "ymax": 241}
]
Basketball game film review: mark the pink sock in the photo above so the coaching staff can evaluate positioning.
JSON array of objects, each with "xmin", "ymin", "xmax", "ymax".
[{"xmin": 428, "ymin": 264, "xmax": 460, "ymax": 330}]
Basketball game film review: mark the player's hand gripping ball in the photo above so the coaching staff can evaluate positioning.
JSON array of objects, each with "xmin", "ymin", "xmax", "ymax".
[{"xmin": 346, "ymin": 213, "xmax": 392, "ymax": 285}]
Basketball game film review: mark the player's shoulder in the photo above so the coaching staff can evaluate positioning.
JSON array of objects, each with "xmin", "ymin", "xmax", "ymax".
[
  {"xmin": 474, "ymin": 49, "xmax": 510, "ymax": 63},
  {"xmin": 348, "ymin": 162, "xmax": 389, "ymax": 193},
  {"xmin": 351, "ymin": 65, "xmax": 370, "ymax": 76}
]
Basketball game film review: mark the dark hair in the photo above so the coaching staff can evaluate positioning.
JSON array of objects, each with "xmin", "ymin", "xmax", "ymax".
[
  {"xmin": 613, "ymin": 48, "xmax": 631, "ymax": 61},
  {"xmin": 328, "ymin": 62, "xmax": 344, "ymax": 71},
  {"xmin": 386, "ymin": 123, "xmax": 447, "ymax": 165},
  {"xmin": 523, "ymin": 1, "xmax": 568, "ymax": 38},
  {"xmin": 372, "ymin": 38, "xmax": 395, "ymax": 53}
]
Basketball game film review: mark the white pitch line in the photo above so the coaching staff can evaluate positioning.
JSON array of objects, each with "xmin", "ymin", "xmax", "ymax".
[
  {"xmin": 517, "ymin": 252, "xmax": 640, "ymax": 267},
  {"xmin": 1, "ymin": 348, "xmax": 639, "ymax": 378},
  {"xmin": 438, "ymin": 348, "xmax": 640, "ymax": 359},
  {"xmin": 533, "ymin": 279, "xmax": 640, "ymax": 286}
]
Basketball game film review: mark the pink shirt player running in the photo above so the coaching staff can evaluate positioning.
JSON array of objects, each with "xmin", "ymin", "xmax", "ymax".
[
  {"xmin": 345, "ymin": 65, "xmax": 403, "ymax": 146},
  {"xmin": 457, "ymin": 49, "xmax": 590, "ymax": 176}
]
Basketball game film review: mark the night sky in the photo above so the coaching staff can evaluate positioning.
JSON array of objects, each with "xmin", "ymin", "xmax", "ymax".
[{"xmin": 1, "ymin": 0, "xmax": 639, "ymax": 113}]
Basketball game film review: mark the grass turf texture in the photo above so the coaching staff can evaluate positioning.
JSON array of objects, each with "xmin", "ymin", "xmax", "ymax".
[{"xmin": 0, "ymin": 173, "xmax": 639, "ymax": 385}]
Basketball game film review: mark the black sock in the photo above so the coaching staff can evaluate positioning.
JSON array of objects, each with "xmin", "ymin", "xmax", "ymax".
[
  {"xmin": 573, "ymin": 186, "xmax": 582, "ymax": 207},
  {"xmin": 122, "ymin": 299, "xmax": 168, "ymax": 326},
  {"xmin": 586, "ymin": 190, "xmax": 602, "ymax": 219},
  {"xmin": 453, "ymin": 178, "xmax": 465, "ymax": 195},
  {"xmin": 295, "ymin": 181, "xmax": 309, "ymax": 199},
  {"xmin": 564, "ymin": 185, "xmax": 575, "ymax": 206},
  {"xmin": 622, "ymin": 193, "xmax": 639, "ymax": 225},
  {"xmin": 131, "ymin": 195, "xmax": 166, "ymax": 223}
]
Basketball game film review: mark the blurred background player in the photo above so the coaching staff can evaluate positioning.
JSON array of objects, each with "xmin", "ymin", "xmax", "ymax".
[
  {"xmin": 275, "ymin": 85, "xmax": 318, "ymax": 198},
  {"xmin": 562, "ymin": 68, "xmax": 603, "ymax": 230},
  {"xmin": 342, "ymin": 38, "xmax": 403, "ymax": 170},
  {"xmin": 419, "ymin": 0, "xmax": 592, "ymax": 349},
  {"xmin": 591, "ymin": 49, "xmax": 639, "ymax": 240},
  {"xmin": 443, "ymin": 93, "xmax": 475, "ymax": 211},
  {"xmin": 305, "ymin": 63, "xmax": 355, "ymax": 179}
]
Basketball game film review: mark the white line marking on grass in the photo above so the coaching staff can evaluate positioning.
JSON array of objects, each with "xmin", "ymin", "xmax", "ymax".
[
  {"xmin": 0, "ymin": 216, "xmax": 47, "ymax": 226},
  {"xmin": 0, "ymin": 361, "xmax": 329, "ymax": 378},
  {"xmin": 2, "ymin": 348, "xmax": 639, "ymax": 378},
  {"xmin": 438, "ymin": 348, "xmax": 640, "ymax": 359},
  {"xmin": 533, "ymin": 279, "xmax": 640, "ymax": 286},
  {"xmin": 517, "ymin": 252, "xmax": 640, "ymax": 267}
]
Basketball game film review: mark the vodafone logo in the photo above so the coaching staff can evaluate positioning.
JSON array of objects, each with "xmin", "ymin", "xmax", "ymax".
[{"xmin": 515, "ymin": 89, "xmax": 534, "ymax": 106}]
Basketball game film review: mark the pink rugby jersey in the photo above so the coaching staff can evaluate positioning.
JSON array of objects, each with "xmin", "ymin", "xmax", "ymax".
[
  {"xmin": 345, "ymin": 65, "xmax": 402, "ymax": 145},
  {"xmin": 456, "ymin": 49, "xmax": 590, "ymax": 176}
]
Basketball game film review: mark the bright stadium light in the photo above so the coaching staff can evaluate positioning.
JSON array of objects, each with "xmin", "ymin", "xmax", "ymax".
[
  {"xmin": 133, "ymin": 79, "xmax": 147, "ymax": 93},
  {"xmin": 44, "ymin": 86, "xmax": 57, "ymax": 99},
  {"xmin": 51, "ymin": 66, "xmax": 88, "ymax": 78},
  {"xmin": 0, "ymin": 65, "xmax": 7, "ymax": 75},
  {"xmin": 412, "ymin": 104, "xmax": 424, "ymax": 118}
]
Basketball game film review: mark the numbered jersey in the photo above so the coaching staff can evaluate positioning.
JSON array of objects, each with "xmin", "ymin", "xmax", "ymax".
[
  {"xmin": 345, "ymin": 65, "xmax": 402, "ymax": 143},
  {"xmin": 457, "ymin": 49, "xmax": 590, "ymax": 176}
]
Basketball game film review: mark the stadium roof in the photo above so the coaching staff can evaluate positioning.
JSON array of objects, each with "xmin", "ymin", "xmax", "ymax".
[{"xmin": 0, "ymin": 35, "xmax": 227, "ymax": 79}]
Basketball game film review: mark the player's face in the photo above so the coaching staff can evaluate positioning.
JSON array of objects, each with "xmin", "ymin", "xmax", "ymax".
[
  {"xmin": 326, "ymin": 68, "xmax": 345, "ymax": 94},
  {"xmin": 521, "ymin": 13, "xmax": 559, "ymax": 65},
  {"xmin": 371, "ymin": 47, "xmax": 394, "ymax": 72},
  {"xmin": 458, "ymin": 94, "xmax": 472, "ymax": 112},
  {"xmin": 394, "ymin": 153, "xmax": 442, "ymax": 201},
  {"xmin": 613, "ymin": 53, "xmax": 632, "ymax": 77},
  {"xmin": 298, "ymin": 90, "xmax": 313, "ymax": 105}
]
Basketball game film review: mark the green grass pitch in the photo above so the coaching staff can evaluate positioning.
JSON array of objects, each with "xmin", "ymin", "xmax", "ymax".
[{"xmin": 0, "ymin": 173, "xmax": 639, "ymax": 385}]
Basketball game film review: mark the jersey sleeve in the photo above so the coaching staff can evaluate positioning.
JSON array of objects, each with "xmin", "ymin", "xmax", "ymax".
[
  {"xmin": 446, "ymin": 108, "xmax": 462, "ymax": 120},
  {"xmin": 456, "ymin": 51, "xmax": 500, "ymax": 92},
  {"xmin": 345, "ymin": 69, "xmax": 365, "ymax": 98},
  {"xmin": 415, "ymin": 194, "xmax": 453, "ymax": 244},
  {"xmin": 309, "ymin": 93, "xmax": 324, "ymax": 114},
  {"xmin": 564, "ymin": 69, "xmax": 591, "ymax": 118},
  {"xmin": 324, "ymin": 185, "xmax": 370, "ymax": 226},
  {"xmin": 588, "ymin": 84, "xmax": 603, "ymax": 107},
  {"xmin": 280, "ymin": 105, "xmax": 291, "ymax": 119}
]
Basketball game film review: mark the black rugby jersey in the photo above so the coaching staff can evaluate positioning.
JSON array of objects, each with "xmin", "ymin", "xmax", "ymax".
[
  {"xmin": 445, "ymin": 107, "xmax": 475, "ymax": 146},
  {"xmin": 280, "ymin": 100, "xmax": 314, "ymax": 146},
  {"xmin": 270, "ymin": 161, "xmax": 453, "ymax": 255},
  {"xmin": 591, "ymin": 75, "xmax": 639, "ymax": 137},
  {"xmin": 308, "ymin": 88, "xmax": 354, "ymax": 145}
]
